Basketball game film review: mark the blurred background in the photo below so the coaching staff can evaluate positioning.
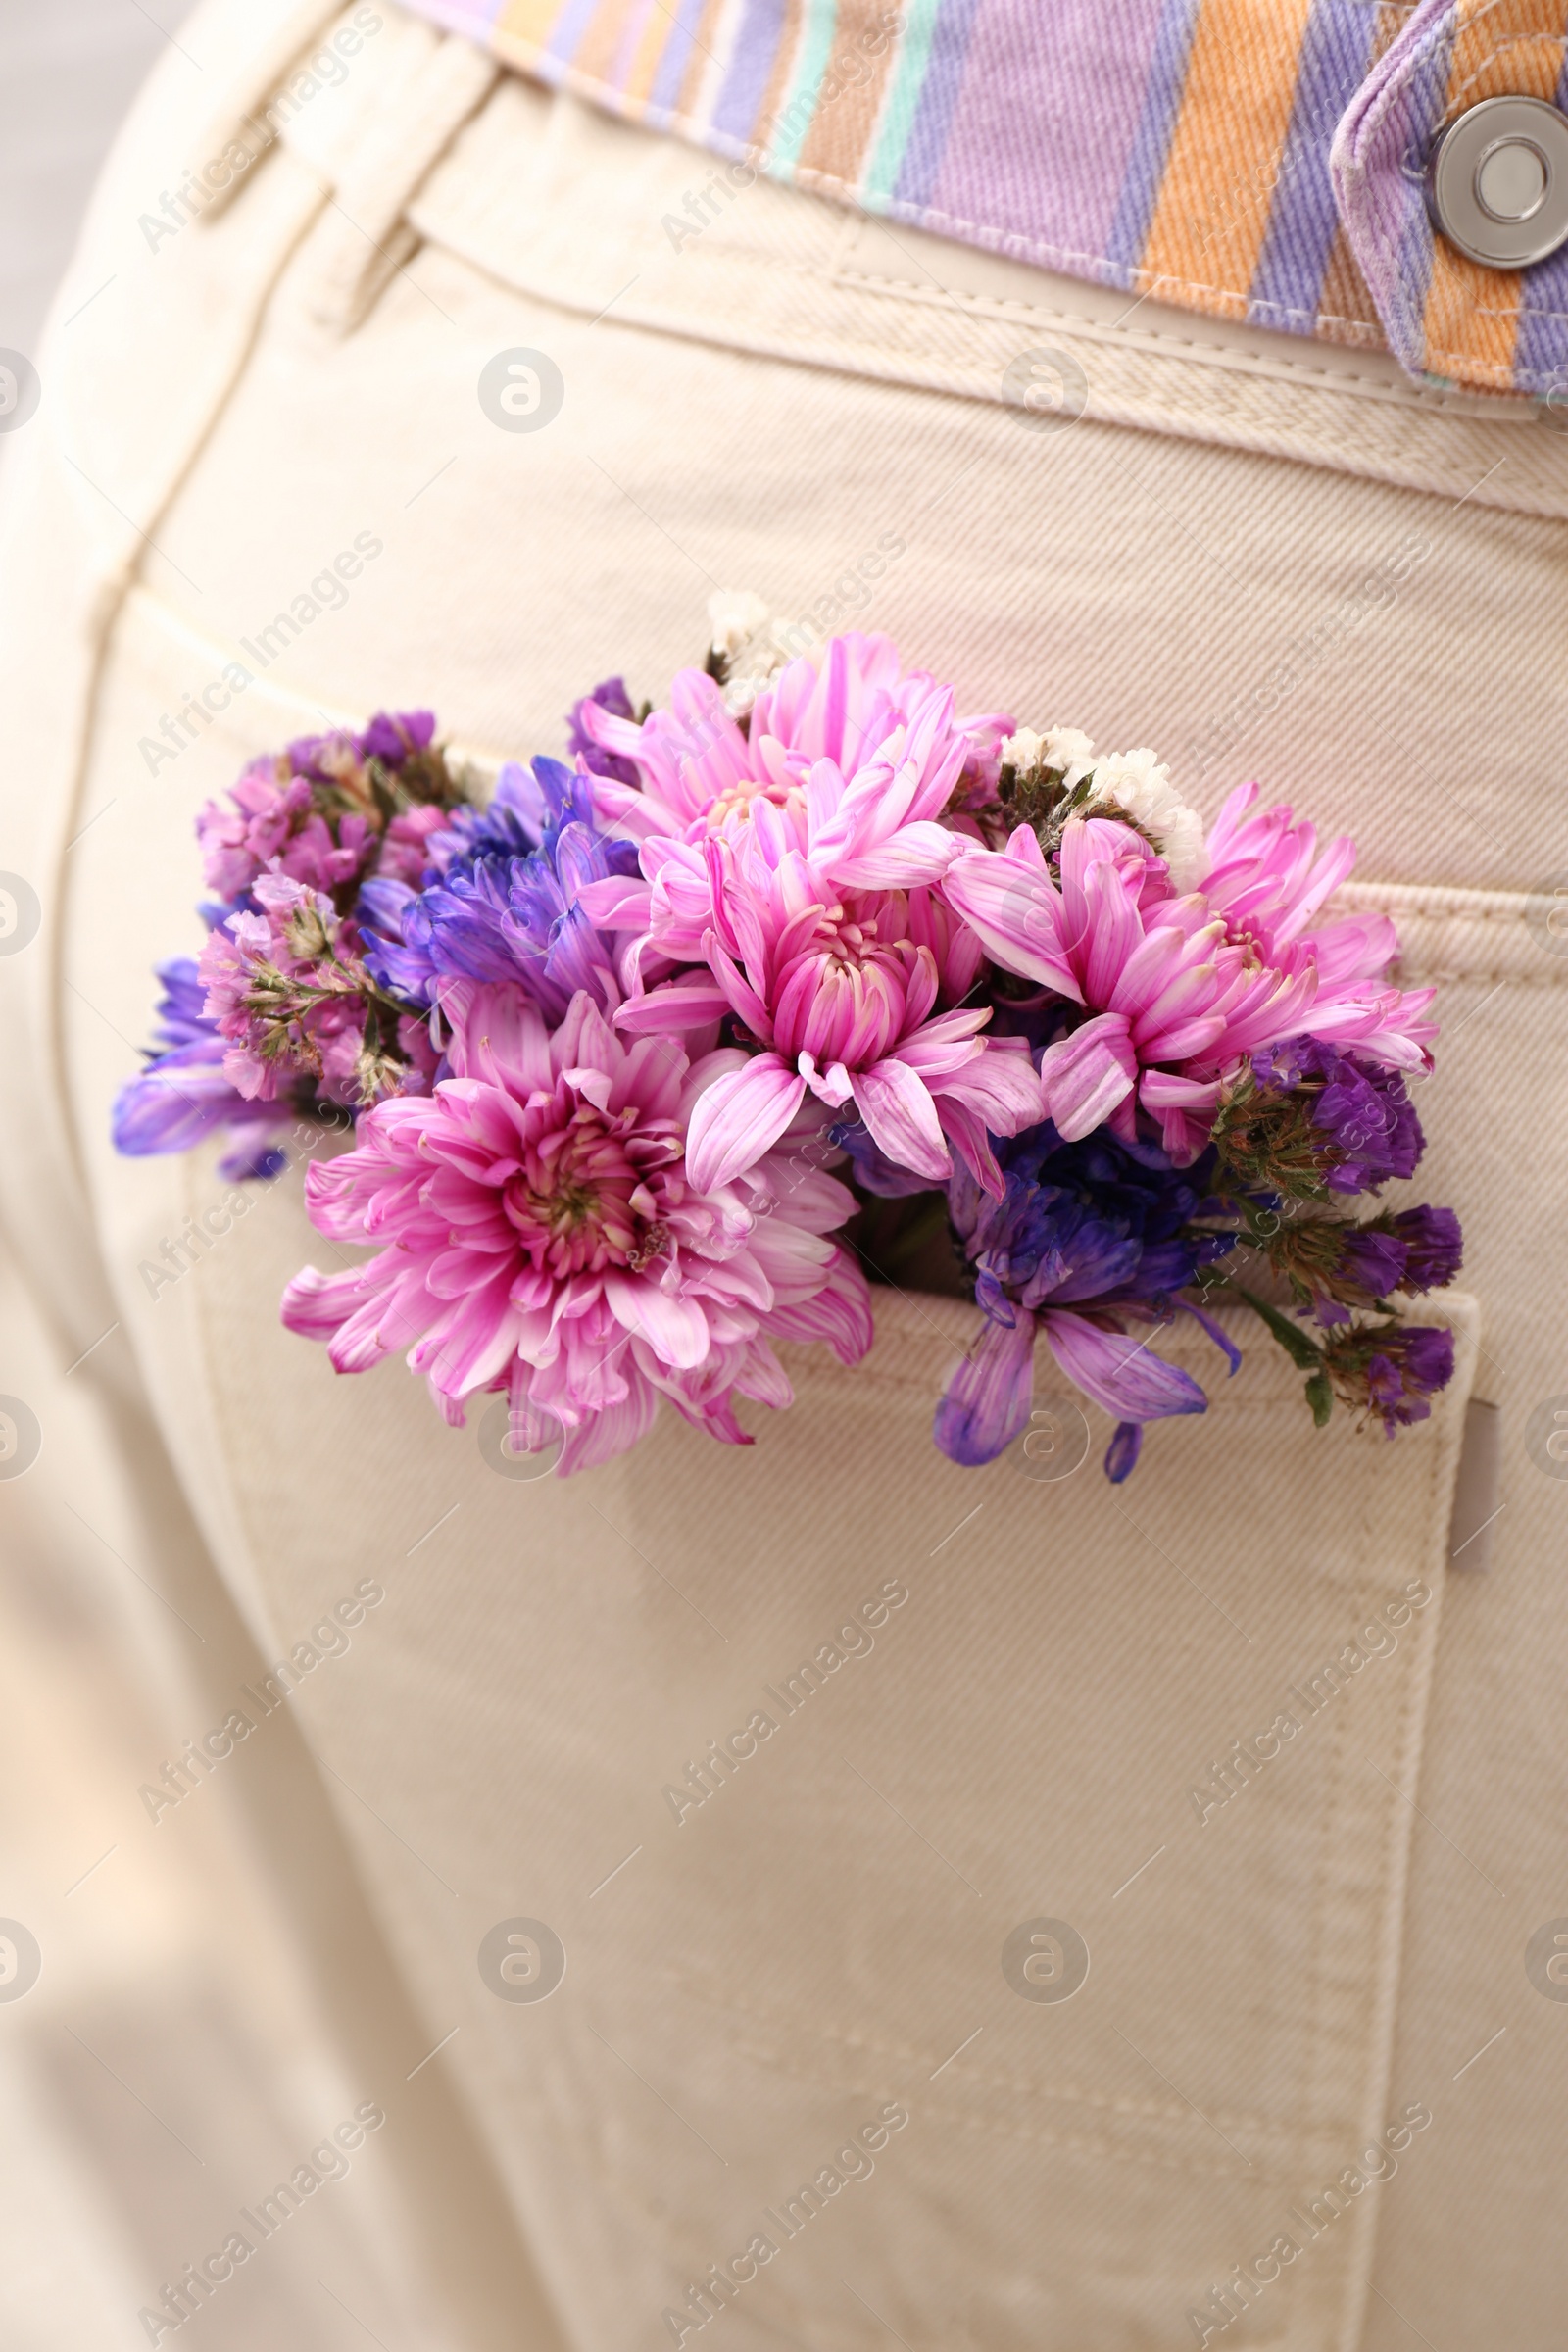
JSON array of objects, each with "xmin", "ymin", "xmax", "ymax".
[
  {"xmin": 0, "ymin": 0, "xmax": 194, "ymax": 368},
  {"xmin": 0, "ymin": 13, "xmax": 543, "ymax": 2345}
]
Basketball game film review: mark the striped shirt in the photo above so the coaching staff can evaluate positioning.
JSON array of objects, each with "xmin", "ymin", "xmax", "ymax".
[{"xmin": 400, "ymin": 0, "xmax": 1568, "ymax": 397}]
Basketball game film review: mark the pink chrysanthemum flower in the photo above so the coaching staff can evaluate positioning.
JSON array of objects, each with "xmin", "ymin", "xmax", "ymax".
[
  {"xmin": 280, "ymin": 984, "xmax": 873, "ymax": 1473},
  {"xmin": 576, "ymin": 635, "xmax": 1038, "ymax": 1193},
  {"xmin": 575, "ymin": 630, "xmax": 1013, "ymax": 855},
  {"xmin": 943, "ymin": 786, "xmax": 1437, "ymax": 1162}
]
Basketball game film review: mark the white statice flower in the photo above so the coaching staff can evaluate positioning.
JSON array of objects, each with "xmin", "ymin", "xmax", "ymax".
[
  {"xmin": 707, "ymin": 588, "xmax": 771, "ymax": 662},
  {"xmin": 1002, "ymin": 724, "xmax": 1097, "ymax": 786},
  {"xmin": 706, "ymin": 588, "xmax": 787, "ymax": 718},
  {"xmin": 1085, "ymin": 746, "xmax": 1208, "ymax": 892},
  {"xmin": 1039, "ymin": 724, "xmax": 1096, "ymax": 782}
]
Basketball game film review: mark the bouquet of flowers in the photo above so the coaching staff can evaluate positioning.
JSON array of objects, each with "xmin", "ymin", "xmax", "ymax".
[{"xmin": 116, "ymin": 601, "xmax": 1460, "ymax": 1479}]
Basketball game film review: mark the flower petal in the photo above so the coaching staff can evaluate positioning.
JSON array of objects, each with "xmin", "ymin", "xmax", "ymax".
[
  {"xmin": 1036, "ymin": 1014, "xmax": 1137, "ymax": 1141},
  {"xmin": 850, "ymin": 1056, "xmax": 951, "ymax": 1182},
  {"xmin": 933, "ymin": 1313, "xmax": 1037, "ymax": 1466},
  {"xmin": 832, "ymin": 820, "xmax": 963, "ymax": 891},
  {"xmin": 1040, "ymin": 1310, "xmax": 1207, "ymax": 1422},
  {"xmin": 684, "ymin": 1053, "xmax": 807, "ymax": 1192},
  {"xmin": 555, "ymin": 1372, "xmax": 662, "ymax": 1472},
  {"xmin": 603, "ymin": 1272, "xmax": 711, "ymax": 1369},
  {"xmin": 1104, "ymin": 1421, "xmax": 1143, "ymax": 1482},
  {"xmin": 613, "ymin": 978, "xmax": 732, "ymax": 1035},
  {"xmin": 941, "ymin": 846, "xmax": 1083, "ymax": 998}
]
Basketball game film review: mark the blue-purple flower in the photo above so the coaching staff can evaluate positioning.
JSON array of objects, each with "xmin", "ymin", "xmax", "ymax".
[
  {"xmin": 111, "ymin": 959, "xmax": 294, "ymax": 1180},
  {"xmin": 1320, "ymin": 1224, "xmax": 1410, "ymax": 1320},
  {"xmin": 1332, "ymin": 1206, "xmax": 1462, "ymax": 1314},
  {"xmin": 934, "ymin": 1122, "xmax": 1236, "ymax": 1480},
  {"xmin": 1391, "ymin": 1203, "xmax": 1463, "ymax": 1292},
  {"xmin": 416, "ymin": 749, "xmax": 558, "ymax": 882},
  {"xmin": 1286, "ymin": 1200, "xmax": 1463, "ymax": 1325},
  {"xmin": 360, "ymin": 756, "xmax": 641, "ymax": 1022}
]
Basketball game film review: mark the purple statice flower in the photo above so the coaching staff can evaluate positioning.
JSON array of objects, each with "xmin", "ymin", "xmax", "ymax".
[
  {"xmin": 1325, "ymin": 1225, "xmax": 1410, "ymax": 1320},
  {"xmin": 111, "ymin": 959, "xmax": 294, "ymax": 1180},
  {"xmin": 286, "ymin": 709, "xmax": 436, "ymax": 781},
  {"xmin": 567, "ymin": 675, "xmax": 642, "ymax": 789},
  {"xmin": 934, "ymin": 1122, "xmax": 1236, "ymax": 1481},
  {"xmin": 200, "ymin": 873, "xmax": 378, "ymax": 1106},
  {"xmin": 1324, "ymin": 1321, "xmax": 1455, "ymax": 1435},
  {"xmin": 1251, "ymin": 1036, "xmax": 1423, "ymax": 1194},
  {"xmin": 1306, "ymin": 1203, "xmax": 1463, "ymax": 1326},
  {"xmin": 376, "ymin": 802, "xmax": 451, "ymax": 885},
  {"xmin": 196, "ymin": 710, "xmax": 441, "ymax": 905},
  {"xmin": 361, "ymin": 757, "xmax": 641, "ymax": 1022},
  {"xmin": 196, "ymin": 759, "xmax": 358, "ymax": 903},
  {"xmin": 1391, "ymin": 1203, "xmax": 1462, "ymax": 1291}
]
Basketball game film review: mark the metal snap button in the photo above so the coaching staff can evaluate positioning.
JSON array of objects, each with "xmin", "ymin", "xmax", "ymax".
[{"xmin": 1426, "ymin": 92, "xmax": 1568, "ymax": 268}]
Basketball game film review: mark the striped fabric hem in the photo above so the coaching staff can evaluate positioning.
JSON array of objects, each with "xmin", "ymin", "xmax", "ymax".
[{"xmin": 399, "ymin": 0, "xmax": 1568, "ymax": 394}]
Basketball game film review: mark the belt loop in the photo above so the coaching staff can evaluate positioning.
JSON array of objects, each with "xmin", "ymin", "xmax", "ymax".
[
  {"xmin": 300, "ymin": 31, "xmax": 499, "ymax": 334},
  {"xmin": 180, "ymin": 0, "xmax": 349, "ymax": 223}
]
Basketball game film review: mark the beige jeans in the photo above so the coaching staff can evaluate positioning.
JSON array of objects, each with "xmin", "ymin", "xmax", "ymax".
[{"xmin": 1, "ymin": 4, "xmax": 1565, "ymax": 2348}]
